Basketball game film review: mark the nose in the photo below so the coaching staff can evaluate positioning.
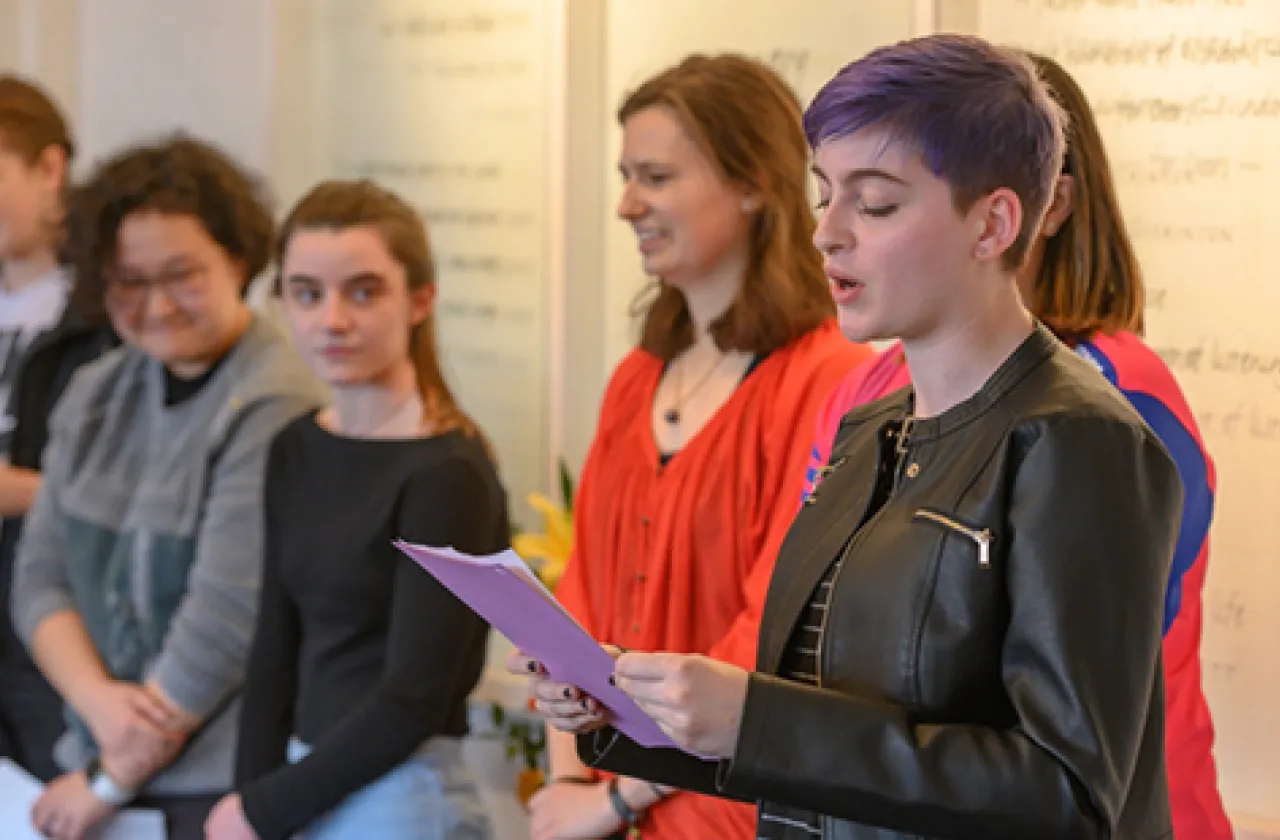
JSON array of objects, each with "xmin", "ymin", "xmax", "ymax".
[
  {"xmin": 617, "ymin": 180, "xmax": 646, "ymax": 222},
  {"xmin": 141, "ymin": 284, "xmax": 179, "ymax": 322},
  {"xmin": 812, "ymin": 204, "xmax": 850, "ymax": 257},
  {"xmin": 321, "ymin": 293, "xmax": 353, "ymax": 333}
]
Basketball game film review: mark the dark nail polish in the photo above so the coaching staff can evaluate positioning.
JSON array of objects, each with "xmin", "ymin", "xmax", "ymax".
[
  {"xmin": 608, "ymin": 675, "xmax": 616, "ymax": 687},
  {"xmin": 581, "ymin": 699, "xmax": 590, "ymax": 711},
  {"xmin": 526, "ymin": 661, "xmax": 538, "ymax": 673},
  {"xmin": 563, "ymin": 687, "xmax": 572, "ymax": 700}
]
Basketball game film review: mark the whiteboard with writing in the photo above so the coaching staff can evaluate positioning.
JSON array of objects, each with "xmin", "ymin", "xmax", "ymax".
[
  {"xmin": 980, "ymin": 0, "xmax": 1280, "ymax": 824},
  {"xmin": 309, "ymin": 0, "xmax": 553, "ymax": 525},
  {"xmin": 601, "ymin": 2, "xmax": 919, "ymax": 367}
]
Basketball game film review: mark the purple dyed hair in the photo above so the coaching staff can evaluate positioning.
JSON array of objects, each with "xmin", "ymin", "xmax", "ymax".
[{"xmin": 805, "ymin": 33, "xmax": 1066, "ymax": 269}]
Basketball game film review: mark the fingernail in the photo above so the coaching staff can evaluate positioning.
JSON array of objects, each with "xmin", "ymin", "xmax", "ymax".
[
  {"xmin": 526, "ymin": 660, "xmax": 538, "ymax": 673},
  {"xmin": 563, "ymin": 687, "xmax": 572, "ymax": 700},
  {"xmin": 607, "ymin": 675, "xmax": 616, "ymax": 687},
  {"xmin": 581, "ymin": 699, "xmax": 590, "ymax": 711}
]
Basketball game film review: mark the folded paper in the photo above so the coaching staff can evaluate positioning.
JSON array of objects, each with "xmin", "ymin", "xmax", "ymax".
[{"xmin": 394, "ymin": 542, "xmax": 684, "ymax": 752}]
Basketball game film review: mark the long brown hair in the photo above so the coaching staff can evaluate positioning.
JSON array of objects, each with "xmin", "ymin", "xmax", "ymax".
[
  {"xmin": 1026, "ymin": 53, "xmax": 1145, "ymax": 337},
  {"xmin": 276, "ymin": 179, "xmax": 481, "ymax": 441},
  {"xmin": 621, "ymin": 55, "xmax": 834, "ymax": 360}
]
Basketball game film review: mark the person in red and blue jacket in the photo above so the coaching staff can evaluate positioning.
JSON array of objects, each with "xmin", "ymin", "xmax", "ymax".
[{"xmin": 805, "ymin": 53, "xmax": 1233, "ymax": 840}]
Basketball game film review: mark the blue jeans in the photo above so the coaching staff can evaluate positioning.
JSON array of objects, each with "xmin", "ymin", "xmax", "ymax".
[{"xmin": 287, "ymin": 737, "xmax": 492, "ymax": 840}]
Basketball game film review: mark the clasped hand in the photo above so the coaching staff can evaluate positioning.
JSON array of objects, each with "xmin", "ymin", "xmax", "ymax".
[
  {"xmin": 505, "ymin": 649, "xmax": 749, "ymax": 759},
  {"xmin": 88, "ymin": 680, "xmax": 187, "ymax": 788},
  {"xmin": 32, "ymin": 681, "xmax": 187, "ymax": 840}
]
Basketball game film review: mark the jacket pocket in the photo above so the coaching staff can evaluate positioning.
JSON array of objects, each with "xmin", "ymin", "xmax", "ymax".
[{"xmin": 913, "ymin": 508, "xmax": 993, "ymax": 569}]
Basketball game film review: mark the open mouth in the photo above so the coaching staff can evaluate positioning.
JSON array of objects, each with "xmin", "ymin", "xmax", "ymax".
[
  {"xmin": 827, "ymin": 268, "xmax": 865, "ymax": 305},
  {"xmin": 635, "ymin": 229, "xmax": 666, "ymax": 253}
]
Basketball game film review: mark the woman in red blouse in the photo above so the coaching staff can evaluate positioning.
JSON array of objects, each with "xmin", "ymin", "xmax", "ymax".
[{"xmin": 533, "ymin": 55, "xmax": 870, "ymax": 840}]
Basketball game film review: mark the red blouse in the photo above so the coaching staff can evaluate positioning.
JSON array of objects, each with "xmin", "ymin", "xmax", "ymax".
[{"xmin": 557, "ymin": 320, "xmax": 871, "ymax": 840}]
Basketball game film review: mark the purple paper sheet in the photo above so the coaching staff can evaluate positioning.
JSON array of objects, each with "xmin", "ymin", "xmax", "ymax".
[{"xmin": 395, "ymin": 541, "xmax": 682, "ymax": 751}]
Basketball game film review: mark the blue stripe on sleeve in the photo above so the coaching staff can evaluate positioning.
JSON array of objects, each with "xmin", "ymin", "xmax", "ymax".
[{"xmin": 1079, "ymin": 344, "xmax": 1213, "ymax": 635}]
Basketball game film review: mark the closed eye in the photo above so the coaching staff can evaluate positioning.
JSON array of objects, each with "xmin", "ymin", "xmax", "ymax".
[{"xmin": 859, "ymin": 204, "xmax": 898, "ymax": 218}]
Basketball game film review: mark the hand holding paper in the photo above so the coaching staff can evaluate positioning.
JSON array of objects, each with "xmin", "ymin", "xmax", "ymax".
[
  {"xmin": 505, "ymin": 647, "xmax": 612, "ymax": 736},
  {"xmin": 611, "ymin": 651, "xmax": 749, "ymax": 760},
  {"xmin": 394, "ymin": 542, "xmax": 690, "ymax": 752},
  {"xmin": 0, "ymin": 760, "xmax": 165, "ymax": 840}
]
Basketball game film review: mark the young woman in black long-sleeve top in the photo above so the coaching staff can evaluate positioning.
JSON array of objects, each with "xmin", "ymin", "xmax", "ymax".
[{"xmin": 205, "ymin": 180, "xmax": 505, "ymax": 840}]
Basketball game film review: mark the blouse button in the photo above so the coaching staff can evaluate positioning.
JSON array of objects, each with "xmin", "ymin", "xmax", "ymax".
[
  {"xmin": 631, "ymin": 623, "xmax": 641, "ymax": 633},
  {"xmin": 906, "ymin": 463, "xmax": 920, "ymax": 479}
]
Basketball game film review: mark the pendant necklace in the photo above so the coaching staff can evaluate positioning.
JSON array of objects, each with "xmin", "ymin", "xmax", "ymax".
[{"xmin": 663, "ymin": 351, "xmax": 728, "ymax": 425}]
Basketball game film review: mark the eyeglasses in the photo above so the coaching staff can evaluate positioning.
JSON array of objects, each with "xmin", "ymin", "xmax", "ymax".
[{"xmin": 105, "ymin": 263, "xmax": 210, "ymax": 310}]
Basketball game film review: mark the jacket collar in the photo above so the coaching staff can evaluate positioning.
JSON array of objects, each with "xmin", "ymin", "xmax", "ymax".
[
  {"xmin": 903, "ymin": 322, "xmax": 1059, "ymax": 442},
  {"xmin": 758, "ymin": 323, "xmax": 1060, "ymax": 672}
]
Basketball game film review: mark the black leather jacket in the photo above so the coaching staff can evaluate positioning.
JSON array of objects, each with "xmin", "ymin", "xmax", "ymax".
[{"xmin": 583, "ymin": 326, "xmax": 1182, "ymax": 839}]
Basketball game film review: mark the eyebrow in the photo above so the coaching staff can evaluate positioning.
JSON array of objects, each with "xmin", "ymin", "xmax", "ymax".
[
  {"xmin": 810, "ymin": 166, "xmax": 909, "ymax": 188},
  {"xmin": 158, "ymin": 254, "xmax": 199, "ymax": 271},
  {"xmin": 618, "ymin": 159, "xmax": 668, "ymax": 174},
  {"xmin": 285, "ymin": 271, "xmax": 387, "ymax": 286},
  {"xmin": 343, "ymin": 272, "xmax": 386, "ymax": 285}
]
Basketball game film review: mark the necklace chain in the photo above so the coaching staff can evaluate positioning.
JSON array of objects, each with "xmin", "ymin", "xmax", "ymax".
[{"xmin": 663, "ymin": 351, "xmax": 728, "ymax": 425}]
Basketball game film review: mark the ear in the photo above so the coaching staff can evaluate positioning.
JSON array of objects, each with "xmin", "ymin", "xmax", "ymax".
[
  {"xmin": 409, "ymin": 283, "xmax": 435, "ymax": 327},
  {"xmin": 231, "ymin": 257, "xmax": 253, "ymax": 295},
  {"xmin": 971, "ymin": 187, "xmax": 1023, "ymax": 264},
  {"xmin": 1038, "ymin": 174, "xmax": 1075, "ymax": 239},
  {"xmin": 738, "ymin": 178, "xmax": 764, "ymax": 214},
  {"xmin": 34, "ymin": 144, "xmax": 69, "ymax": 192}
]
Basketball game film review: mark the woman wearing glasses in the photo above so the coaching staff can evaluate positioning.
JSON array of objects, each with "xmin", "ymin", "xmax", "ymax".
[{"xmin": 10, "ymin": 135, "xmax": 324, "ymax": 840}]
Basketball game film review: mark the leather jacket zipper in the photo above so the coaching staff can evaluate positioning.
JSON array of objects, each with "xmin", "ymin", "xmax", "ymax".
[
  {"xmin": 913, "ymin": 509, "xmax": 993, "ymax": 568},
  {"xmin": 816, "ymin": 415, "xmax": 914, "ymax": 840}
]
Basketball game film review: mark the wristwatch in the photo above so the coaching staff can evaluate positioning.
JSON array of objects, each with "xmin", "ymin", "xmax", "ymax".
[{"xmin": 83, "ymin": 756, "xmax": 136, "ymax": 807}]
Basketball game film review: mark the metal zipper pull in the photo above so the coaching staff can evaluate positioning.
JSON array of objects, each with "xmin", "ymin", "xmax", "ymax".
[
  {"xmin": 895, "ymin": 414, "xmax": 914, "ymax": 458},
  {"xmin": 891, "ymin": 414, "xmax": 915, "ymax": 491},
  {"xmin": 913, "ymin": 509, "xmax": 993, "ymax": 568},
  {"xmin": 975, "ymin": 528, "xmax": 992, "ymax": 569}
]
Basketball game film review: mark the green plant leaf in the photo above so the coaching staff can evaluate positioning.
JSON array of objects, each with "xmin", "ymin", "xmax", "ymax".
[{"xmin": 559, "ymin": 458, "xmax": 575, "ymax": 514}]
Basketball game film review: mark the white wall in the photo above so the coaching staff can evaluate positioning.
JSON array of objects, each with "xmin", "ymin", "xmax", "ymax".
[
  {"xmin": 0, "ymin": 0, "xmax": 79, "ymax": 132},
  {"xmin": 76, "ymin": 0, "xmax": 274, "ymax": 173}
]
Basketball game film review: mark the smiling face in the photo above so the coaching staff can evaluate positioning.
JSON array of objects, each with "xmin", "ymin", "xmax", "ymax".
[
  {"xmin": 812, "ymin": 127, "xmax": 1024, "ymax": 344},
  {"xmin": 106, "ymin": 211, "xmax": 251, "ymax": 374},
  {"xmin": 279, "ymin": 225, "xmax": 432, "ymax": 388},
  {"xmin": 615, "ymin": 105, "xmax": 754, "ymax": 291}
]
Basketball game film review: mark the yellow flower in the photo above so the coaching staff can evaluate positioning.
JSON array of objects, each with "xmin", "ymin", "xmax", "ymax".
[{"xmin": 512, "ymin": 492, "xmax": 573, "ymax": 591}]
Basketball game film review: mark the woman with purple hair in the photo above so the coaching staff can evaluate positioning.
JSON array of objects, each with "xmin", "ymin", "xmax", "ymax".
[{"xmin": 510, "ymin": 33, "xmax": 1182, "ymax": 840}]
